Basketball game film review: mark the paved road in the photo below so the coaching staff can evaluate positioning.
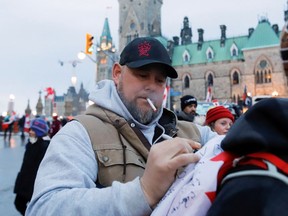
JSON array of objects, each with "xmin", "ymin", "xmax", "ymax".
[{"xmin": 0, "ymin": 133, "xmax": 27, "ymax": 216}]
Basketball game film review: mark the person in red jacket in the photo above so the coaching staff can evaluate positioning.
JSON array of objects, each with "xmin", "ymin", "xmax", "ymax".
[{"xmin": 48, "ymin": 115, "xmax": 61, "ymax": 138}]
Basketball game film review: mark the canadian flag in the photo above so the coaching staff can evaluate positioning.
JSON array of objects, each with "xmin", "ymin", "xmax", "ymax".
[
  {"xmin": 162, "ymin": 86, "xmax": 170, "ymax": 108},
  {"xmin": 152, "ymin": 136, "xmax": 226, "ymax": 216},
  {"xmin": 206, "ymin": 86, "xmax": 212, "ymax": 102},
  {"xmin": 45, "ymin": 87, "xmax": 55, "ymax": 101},
  {"xmin": 24, "ymin": 114, "xmax": 31, "ymax": 133}
]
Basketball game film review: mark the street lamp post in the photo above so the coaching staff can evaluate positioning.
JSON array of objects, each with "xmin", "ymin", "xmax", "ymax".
[
  {"xmin": 59, "ymin": 59, "xmax": 81, "ymax": 86},
  {"xmin": 78, "ymin": 51, "xmax": 98, "ymax": 83},
  {"xmin": 78, "ymin": 47, "xmax": 116, "ymax": 83}
]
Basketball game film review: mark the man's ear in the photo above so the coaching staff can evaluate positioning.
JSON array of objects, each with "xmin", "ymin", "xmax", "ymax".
[{"xmin": 112, "ymin": 63, "xmax": 122, "ymax": 85}]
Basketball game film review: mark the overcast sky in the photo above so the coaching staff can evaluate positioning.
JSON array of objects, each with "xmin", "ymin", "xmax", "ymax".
[{"xmin": 0, "ymin": 0, "xmax": 286, "ymax": 116}]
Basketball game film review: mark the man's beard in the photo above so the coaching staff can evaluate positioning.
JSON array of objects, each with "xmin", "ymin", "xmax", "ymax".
[{"xmin": 117, "ymin": 81, "xmax": 161, "ymax": 125}]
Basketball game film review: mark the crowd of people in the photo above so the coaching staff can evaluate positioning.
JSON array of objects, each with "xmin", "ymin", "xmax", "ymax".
[
  {"xmin": 1, "ymin": 114, "xmax": 66, "ymax": 142},
  {"xmin": 8, "ymin": 36, "xmax": 287, "ymax": 216}
]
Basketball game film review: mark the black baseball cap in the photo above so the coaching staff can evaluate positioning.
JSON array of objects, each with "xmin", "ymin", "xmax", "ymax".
[{"xmin": 119, "ymin": 37, "xmax": 178, "ymax": 78}]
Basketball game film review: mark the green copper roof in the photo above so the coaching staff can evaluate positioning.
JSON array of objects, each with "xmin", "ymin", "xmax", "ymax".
[
  {"xmin": 100, "ymin": 17, "xmax": 112, "ymax": 43},
  {"xmin": 172, "ymin": 37, "xmax": 248, "ymax": 66},
  {"xmin": 243, "ymin": 20, "xmax": 280, "ymax": 50},
  {"xmin": 172, "ymin": 19, "xmax": 280, "ymax": 66}
]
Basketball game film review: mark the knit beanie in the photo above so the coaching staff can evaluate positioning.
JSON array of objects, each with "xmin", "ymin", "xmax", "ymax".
[
  {"xmin": 205, "ymin": 106, "xmax": 234, "ymax": 125},
  {"xmin": 180, "ymin": 95, "xmax": 198, "ymax": 111},
  {"xmin": 30, "ymin": 118, "xmax": 49, "ymax": 137}
]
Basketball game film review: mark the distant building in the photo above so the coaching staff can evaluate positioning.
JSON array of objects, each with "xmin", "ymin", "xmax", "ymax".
[
  {"xmin": 25, "ymin": 100, "xmax": 32, "ymax": 116},
  {"xmin": 54, "ymin": 95, "xmax": 65, "ymax": 117},
  {"xmin": 36, "ymin": 91, "xmax": 44, "ymax": 116},
  {"xmin": 170, "ymin": 17, "xmax": 287, "ymax": 110},
  {"xmin": 43, "ymin": 83, "xmax": 89, "ymax": 118},
  {"xmin": 95, "ymin": 17, "xmax": 118, "ymax": 83},
  {"xmin": 36, "ymin": 1, "xmax": 288, "ymax": 115},
  {"xmin": 118, "ymin": 0, "xmax": 162, "ymax": 52},
  {"xmin": 116, "ymin": 0, "xmax": 288, "ymax": 110}
]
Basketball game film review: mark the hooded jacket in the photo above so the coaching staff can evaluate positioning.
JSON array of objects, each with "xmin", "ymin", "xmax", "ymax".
[
  {"xmin": 26, "ymin": 80, "xmax": 216, "ymax": 216},
  {"xmin": 74, "ymin": 104, "xmax": 202, "ymax": 187}
]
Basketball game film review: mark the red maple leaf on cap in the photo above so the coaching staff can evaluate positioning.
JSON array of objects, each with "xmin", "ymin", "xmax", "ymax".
[{"xmin": 138, "ymin": 41, "xmax": 151, "ymax": 56}]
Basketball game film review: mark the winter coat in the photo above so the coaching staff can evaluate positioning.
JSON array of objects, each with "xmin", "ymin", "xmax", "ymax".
[
  {"xmin": 14, "ymin": 137, "xmax": 49, "ymax": 200},
  {"xmin": 26, "ymin": 80, "xmax": 217, "ymax": 216},
  {"xmin": 74, "ymin": 104, "xmax": 202, "ymax": 187},
  {"xmin": 176, "ymin": 110, "xmax": 197, "ymax": 122}
]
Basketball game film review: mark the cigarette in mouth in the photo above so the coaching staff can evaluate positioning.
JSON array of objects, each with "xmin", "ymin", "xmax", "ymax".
[{"xmin": 147, "ymin": 98, "xmax": 157, "ymax": 112}]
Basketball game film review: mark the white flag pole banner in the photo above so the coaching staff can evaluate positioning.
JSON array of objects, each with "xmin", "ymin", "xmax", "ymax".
[{"xmin": 152, "ymin": 135, "xmax": 225, "ymax": 216}]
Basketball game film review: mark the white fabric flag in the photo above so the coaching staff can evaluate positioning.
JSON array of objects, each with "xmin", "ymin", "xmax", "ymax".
[
  {"xmin": 24, "ymin": 114, "xmax": 31, "ymax": 133},
  {"xmin": 205, "ymin": 86, "xmax": 212, "ymax": 102},
  {"xmin": 152, "ymin": 135, "xmax": 225, "ymax": 216}
]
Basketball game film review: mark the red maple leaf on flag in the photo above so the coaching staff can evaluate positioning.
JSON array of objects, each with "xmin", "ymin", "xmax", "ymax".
[{"xmin": 45, "ymin": 87, "xmax": 55, "ymax": 100}]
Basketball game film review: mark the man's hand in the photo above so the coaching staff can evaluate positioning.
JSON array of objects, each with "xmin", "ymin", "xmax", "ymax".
[{"xmin": 140, "ymin": 138, "xmax": 201, "ymax": 208}]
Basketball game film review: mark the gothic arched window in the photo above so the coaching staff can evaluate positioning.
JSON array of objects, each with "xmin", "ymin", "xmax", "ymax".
[
  {"xmin": 230, "ymin": 43, "xmax": 239, "ymax": 57},
  {"xmin": 232, "ymin": 71, "xmax": 239, "ymax": 84},
  {"xmin": 206, "ymin": 47, "xmax": 214, "ymax": 60},
  {"xmin": 184, "ymin": 76, "xmax": 190, "ymax": 88},
  {"xmin": 182, "ymin": 50, "xmax": 190, "ymax": 63},
  {"xmin": 184, "ymin": 54, "xmax": 189, "ymax": 62},
  {"xmin": 260, "ymin": 71, "xmax": 264, "ymax": 83},
  {"xmin": 207, "ymin": 74, "xmax": 213, "ymax": 86},
  {"xmin": 256, "ymin": 71, "xmax": 260, "ymax": 83},
  {"xmin": 208, "ymin": 52, "xmax": 212, "ymax": 59},
  {"xmin": 255, "ymin": 59, "xmax": 272, "ymax": 84},
  {"xmin": 266, "ymin": 70, "xmax": 272, "ymax": 83}
]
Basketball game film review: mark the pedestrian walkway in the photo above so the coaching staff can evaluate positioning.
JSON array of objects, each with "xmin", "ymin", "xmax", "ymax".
[{"xmin": 0, "ymin": 134, "xmax": 27, "ymax": 216}]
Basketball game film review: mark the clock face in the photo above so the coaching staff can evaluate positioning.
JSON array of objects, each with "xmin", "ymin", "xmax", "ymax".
[{"xmin": 101, "ymin": 42, "xmax": 112, "ymax": 50}]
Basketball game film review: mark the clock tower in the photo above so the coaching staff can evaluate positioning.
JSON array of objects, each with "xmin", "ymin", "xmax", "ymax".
[
  {"xmin": 118, "ymin": 0, "xmax": 163, "ymax": 52},
  {"xmin": 96, "ymin": 17, "xmax": 117, "ymax": 82}
]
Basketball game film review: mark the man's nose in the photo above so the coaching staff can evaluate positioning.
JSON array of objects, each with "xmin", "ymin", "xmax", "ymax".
[{"xmin": 144, "ymin": 78, "xmax": 158, "ymax": 90}]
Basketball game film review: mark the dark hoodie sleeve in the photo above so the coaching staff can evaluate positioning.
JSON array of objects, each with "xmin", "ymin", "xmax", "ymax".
[{"xmin": 221, "ymin": 98, "xmax": 288, "ymax": 158}]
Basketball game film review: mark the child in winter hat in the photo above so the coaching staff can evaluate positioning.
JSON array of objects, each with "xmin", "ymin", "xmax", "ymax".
[
  {"xmin": 30, "ymin": 118, "xmax": 49, "ymax": 137},
  {"xmin": 205, "ymin": 106, "xmax": 234, "ymax": 125},
  {"xmin": 205, "ymin": 106, "xmax": 234, "ymax": 135}
]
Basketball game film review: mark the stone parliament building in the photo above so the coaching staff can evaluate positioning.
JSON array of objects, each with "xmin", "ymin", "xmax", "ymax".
[
  {"xmin": 37, "ymin": 0, "xmax": 288, "ymax": 117},
  {"xmin": 115, "ymin": 0, "xmax": 288, "ymax": 110}
]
